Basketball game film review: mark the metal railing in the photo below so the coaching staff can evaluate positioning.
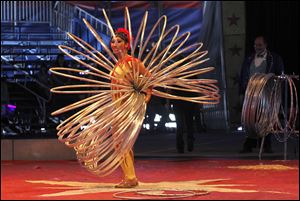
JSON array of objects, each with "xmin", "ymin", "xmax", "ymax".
[
  {"xmin": 1, "ymin": 1, "xmax": 52, "ymax": 24},
  {"xmin": 52, "ymin": 1, "xmax": 109, "ymax": 35},
  {"xmin": 1, "ymin": 1, "xmax": 110, "ymax": 44},
  {"xmin": 1, "ymin": 1, "xmax": 111, "ymax": 130},
  {"xmin": 74, "ymin": 6, "xmax": 109, "ymax": 35},
  {"xmin": 52, "ymin": 1, "xmax": 74, "ymax": 32}
]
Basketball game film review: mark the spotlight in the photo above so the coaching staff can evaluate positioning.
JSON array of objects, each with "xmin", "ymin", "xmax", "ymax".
[
  {"xmin": 165, "ymin": 122, "xmax": 177, "ymax": 128},
  {"xmin": 237, "ymin": 126, "xmax": 243, "ymax": 131},
  {"xmin": 154, "ymin": 114, "xmax": 162, "ymax": 122},
  {"xmin": 169, "ymin": 113, "xmax": 176, "ymax": 121},
  {"xmin": 145, "ymin": 123, "xmax": 150, "ymax": 130}
]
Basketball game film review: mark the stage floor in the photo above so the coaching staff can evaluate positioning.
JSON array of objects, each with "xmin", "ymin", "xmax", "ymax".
[{"xmin": 1, "ymin": 159, "xmax": 298, "ymax": 200}]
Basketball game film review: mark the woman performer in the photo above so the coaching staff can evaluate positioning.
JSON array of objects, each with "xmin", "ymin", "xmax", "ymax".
[{"xmin": 110, "ymin": 28, "xmax": 152, "ymax": 188}]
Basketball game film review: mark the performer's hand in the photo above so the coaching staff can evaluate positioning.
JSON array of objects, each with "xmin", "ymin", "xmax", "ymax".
[
  {"xmin": 144, "ymin": 87, "xmax": 153, "ymax": 103},
  {"xmin": 145, "ymin": 94, "xmax": 151, "ymax": 103}
]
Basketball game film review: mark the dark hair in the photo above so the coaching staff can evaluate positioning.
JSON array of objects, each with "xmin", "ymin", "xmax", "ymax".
[
  {"xmin": 255, "ymin": 35, "xmax": 268, "ymax": 45},
  {"xmin": 110, "ymin": 28, "xmax": 131, "ymax": 50},
  {"xmin": 115, "ymin": 32, "xmax": 128, "ymax": 43}
]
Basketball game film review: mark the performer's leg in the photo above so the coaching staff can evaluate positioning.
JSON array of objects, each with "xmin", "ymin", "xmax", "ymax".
[
  {"xmin": 115, "ymin": 149, "xmax": 138, "ymax": 188},
  {"xmin": 122, "ymin": 149, "xmax": 137, "ymax": 180},
  {"xmin": 112, "ymin": 99, "xmax": 138, "ymax": 188},
  {"xmin": 174, "ymin": 105, "xmax": 184, "ymax": 153},
  {"xmin": 262, "ymin": 134, "xmax": 273, "ymax": 153},
  {"xmin": 185, "ymin": 109, "xmax": 195, "ymax": 152}
]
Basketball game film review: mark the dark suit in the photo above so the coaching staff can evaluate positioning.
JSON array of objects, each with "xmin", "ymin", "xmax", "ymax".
[
  {"xmin": 170, "ymin": 87, "xmax": 199, "ymax": 153},
  {"xmin": 239, "ymin": 50, "xmax": 284, "ymax": 95}
]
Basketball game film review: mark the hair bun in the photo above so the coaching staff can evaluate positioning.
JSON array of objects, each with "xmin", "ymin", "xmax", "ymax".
[{"xmin": 115, "ymin": 28, "xmax": 132, "ymax": 50}]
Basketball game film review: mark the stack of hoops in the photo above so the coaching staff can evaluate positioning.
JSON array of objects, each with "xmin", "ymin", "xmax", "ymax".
[{"xmin": 242, "ymin": 73, "xmax": 299, "ymax": 141}]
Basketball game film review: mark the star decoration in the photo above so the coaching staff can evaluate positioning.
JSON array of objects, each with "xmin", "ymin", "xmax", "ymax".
[
  {"xmin": 229, "ymin": 44, "xmax": 242, "ymax": 56},
  {"xmin": 230, "ymin": 72, "xmax": 240, "ymax": 86},
  {"xmin": 26, "ymin": 178, "xmax": 286, "ymax": 198},
  {"xmin": 227, "ymin": 13, "xmax": 240, "ymax": 26}
]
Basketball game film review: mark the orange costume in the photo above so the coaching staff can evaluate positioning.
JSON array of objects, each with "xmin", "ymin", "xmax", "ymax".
[
  {"xmin": 110, "ymin": 55, "xmax": 151, "ymax": 101},
  {"xmin": 110, "ymin": 55, "xmax": 152, "ymax": 187}
]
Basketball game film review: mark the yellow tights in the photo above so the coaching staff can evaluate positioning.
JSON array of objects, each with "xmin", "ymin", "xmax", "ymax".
[{"xmin": 120, "ymin": 149, "xmax": 137, "ymax": 180}]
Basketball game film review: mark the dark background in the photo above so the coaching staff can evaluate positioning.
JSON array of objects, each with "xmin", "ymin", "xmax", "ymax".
[{"xmin": 245, "ymin": 1, "xmax": 299, "ymax": 75}]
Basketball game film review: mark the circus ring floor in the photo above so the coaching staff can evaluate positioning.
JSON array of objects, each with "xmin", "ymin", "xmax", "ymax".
[{"xmin": 1, "ymin": 159, "xmax": 298, "ymax": 200}]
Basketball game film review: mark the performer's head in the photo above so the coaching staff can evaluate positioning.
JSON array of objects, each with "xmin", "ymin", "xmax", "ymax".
[{"xmin": 110, "ymin": 28, "xmax": 131, "ymax": 55}]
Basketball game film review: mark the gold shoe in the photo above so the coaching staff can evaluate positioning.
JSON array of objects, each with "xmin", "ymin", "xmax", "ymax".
[{"xmin": 115, "ymin": 178, "xmax": 139, "ymax": 188}]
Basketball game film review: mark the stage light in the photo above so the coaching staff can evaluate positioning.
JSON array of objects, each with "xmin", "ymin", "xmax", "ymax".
[
  {"xmin": 169, "ymin": 113, "xmax": 176, "ymax": 121},
  {"xmin": 145, "ymin": 123, "xmax": 150, "ymax": 130},
  {"xmin": 165, "ymin": 122, "xmax": 177, "ymax": 128},
  {"xmin": 79, "ymin": 69, "xmax": 90, "ymax": 75},
  {"xmin": 237, "ymin": 126, "xmax": 243, "ymax": 131},
  {"xmin": 154, "ymin": 114, "xmax": 161, "ymax": 122},
  {"xmin": 7, "ymin": 104, "xmax": 16, "ymax": 109}
]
